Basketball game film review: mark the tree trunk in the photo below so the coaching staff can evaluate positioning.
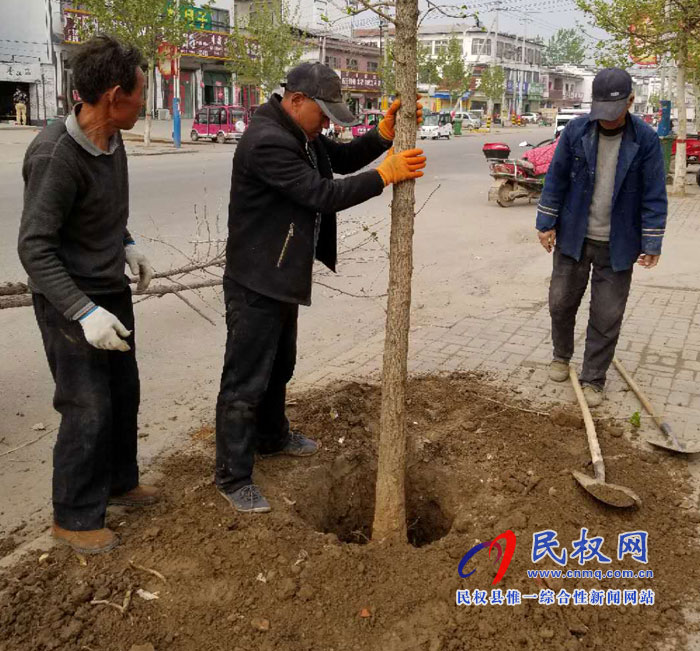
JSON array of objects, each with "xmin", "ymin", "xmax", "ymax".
[
  {"xmin": 672, "ymin": 43, "xmax": 687, "ymax": 197},
  {"xmin": 371, "ymin": 0, "xmax": 418, "ymax": 545},
  {"xmin": 144, "ymin": 59, "xmax": 154, "ymax": 147}
]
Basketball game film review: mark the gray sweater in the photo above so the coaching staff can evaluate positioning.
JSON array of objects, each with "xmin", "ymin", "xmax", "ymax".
[
  {"xmin": 586, "ymin": 130, "xmax": 623, "ymax": 242},
  {"xmin": 18, "ymin": 117, "xmax": 132, "ymax": 320}
]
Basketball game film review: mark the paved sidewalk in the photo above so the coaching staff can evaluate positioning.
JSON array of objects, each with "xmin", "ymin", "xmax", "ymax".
[{"xmin": 294, "ymin": 195, "xmax": 700, "ymax": 453}]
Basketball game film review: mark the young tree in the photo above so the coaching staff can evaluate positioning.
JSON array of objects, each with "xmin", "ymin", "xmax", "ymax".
[
  {"xmin": 577, "ymin": 0, "xmax": 700, "ymax": 195},
  {"xmin": 77, "ymin": 0, "xmax": 199, "ymax": 146},
  {"xmin": 544, "ymin": 28, "xmax": 587, "ymax": 65},
  {"xmin": 378, "ymin": 39, "xmax": 396, "ymax": 94},
  {"xmin": 417, "ymin": 42, "xmax": 443, "ymax": 86},
  {"xmin": 480, "ymin": 65, "xmax": 505, "ymax": 118},
  {"xmin": 371, "ymin": 0, "xmax": 419, "ymax": 546},
  {"xmin": 227, "ymin": 0, "xmax": 305, "ymax": 100},
  {"xmin": 440, "ymin": 35, "xmax": 466, "ymax": 106}
]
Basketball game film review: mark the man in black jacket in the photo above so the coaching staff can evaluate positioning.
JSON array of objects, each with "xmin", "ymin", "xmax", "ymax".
[{"xmin": 216, "ymin": 62, "xmax": 426, "ymax": 512}]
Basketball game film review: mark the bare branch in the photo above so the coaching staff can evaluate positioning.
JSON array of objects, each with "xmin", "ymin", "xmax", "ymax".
[{"xmin": 352, "ymin": 0, "xmax": 396, "ymax": 24}]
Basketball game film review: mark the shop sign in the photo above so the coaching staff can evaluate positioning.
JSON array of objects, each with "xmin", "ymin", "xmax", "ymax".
[
  {"xmin": 181, "ymin": 31, "xmax": 229, "ymax": 60},
  {"xmin": 0, "ymin": 62, "xmax": 40, "ymax": 82},
  {"xmin": 339, "ymin": 70, "xmax": 381, "ymax": 93}
]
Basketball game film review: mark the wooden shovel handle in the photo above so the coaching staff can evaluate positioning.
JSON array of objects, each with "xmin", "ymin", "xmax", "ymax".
[
  {"xmin": 569, "ymin": 366, "xmax": 605, "ymax": 482},
  {"xmin": 612, "ymin": 357, "xmax": 664, "ymax": 430}
]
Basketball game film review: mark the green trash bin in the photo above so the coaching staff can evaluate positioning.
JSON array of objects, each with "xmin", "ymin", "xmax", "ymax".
[
  {"xmin": 659, "ymin": 135, "xmax": 676, "ymax": 178},
  {"xmin": 453, "ymin": 118, "xmax": 462, "ymax": 136}
]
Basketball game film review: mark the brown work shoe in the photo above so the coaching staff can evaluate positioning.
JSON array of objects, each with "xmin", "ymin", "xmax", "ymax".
[
  {"xmin": 51, "ymin": 524, "xmax": 119, "ymax": 555},
  {"xmin": 108, "ymin": 484, "xmax": 160, "ymax": 507}
]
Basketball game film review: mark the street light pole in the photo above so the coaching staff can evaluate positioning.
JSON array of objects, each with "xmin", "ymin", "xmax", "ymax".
[{"xmin": 173, "ymin": 0, "xmax": 182, "ymax": 148}]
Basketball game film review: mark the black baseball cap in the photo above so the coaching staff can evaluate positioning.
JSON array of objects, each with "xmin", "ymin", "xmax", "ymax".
[
  {"xmin": 588, "ymin": 68, "xmax": 633, "ymax": 122},
  {"xmin": 282, "ymin": 62, "xmax": 358, "ymax": 127}
]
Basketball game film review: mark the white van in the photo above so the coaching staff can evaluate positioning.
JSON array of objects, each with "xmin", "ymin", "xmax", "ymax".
[
  {"xmin": 419, "ymin": 113, "xmax": 453, "ymax": 139},
  {"xmin": 554, "ymin": 109, "xmax": 589, "ymax": 137}
]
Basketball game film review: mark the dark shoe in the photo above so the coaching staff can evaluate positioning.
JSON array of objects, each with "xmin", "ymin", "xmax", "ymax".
[
  {"xmin": 52, "ymin": 524, "xmax": 119, "ymax": 555},
  {"xmin": 218, "ymin": 484, "xmax": 271, "ymax": 513},
  {"xmin": 549, "ymin": 359, "xmax": 570, "ymax": 382},
  {"xmin": 261, "ymin": 431, "xmax": 319, "ymax": 458},
  {"xmin": 582, "ymin": 384, "xmax": 604, "ymax": 408},
  {"xmin": 108, "ymin": 484, "xmax": 160, "ymax": 507}
]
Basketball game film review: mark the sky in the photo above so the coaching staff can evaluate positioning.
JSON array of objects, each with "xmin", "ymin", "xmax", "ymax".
[{"xmin": 338, "ymin": 0, "xmax": 611, "ymax": 51}]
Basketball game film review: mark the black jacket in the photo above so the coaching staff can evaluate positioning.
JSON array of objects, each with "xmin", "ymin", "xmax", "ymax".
[{"xmin": 225, "ymin": 94, "xmax": 390, "ymax": 305}]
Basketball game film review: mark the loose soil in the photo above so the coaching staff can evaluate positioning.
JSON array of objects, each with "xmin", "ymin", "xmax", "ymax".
[{"xmin": 1, "ymin": 373, "xmax": 700, "ymax": 651}]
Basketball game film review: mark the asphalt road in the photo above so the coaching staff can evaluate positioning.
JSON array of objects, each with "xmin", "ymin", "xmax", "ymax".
[{"xmin": 0, "ymin": 123, "xmax": 561, "ymax": 541}]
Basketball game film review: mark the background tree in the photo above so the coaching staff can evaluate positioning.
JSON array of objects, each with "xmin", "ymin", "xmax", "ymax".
[
  {"xmin": 647, "ymin": 91, "xmax": 661, "ymax": 112},
  {"xmin": 440, "ymin": 35, "xmax": 466, "ymax": 106},
  {"xmin": 480, "ymin": 65, "xmax": 505, "ymax": 118},
  {"xmin": 543, "ymin": 28, "xmax": 587, "ymax": 65},
  {"xmin": 577, "ymin": 0, "xmax": 700, "ymax": 195},
  {"xmin": 378, "ymin": 39, "xmax": 396, "ymax": 94},
  {"xmin": 227, "ymin": 0, "xmax": 305, "ymax": 100},
  {"xmin": 417, "ymin": 42, "xmax": 443, "ymax": 86},
  {"xmin": 76, "ymin": 0, "xmax": 199, "ymax": 146}
]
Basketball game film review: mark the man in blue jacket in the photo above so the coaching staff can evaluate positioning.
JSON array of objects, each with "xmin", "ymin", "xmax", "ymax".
[{"xmin": 536, "ymin": 68, "xmax": 667, "ymax": 406}]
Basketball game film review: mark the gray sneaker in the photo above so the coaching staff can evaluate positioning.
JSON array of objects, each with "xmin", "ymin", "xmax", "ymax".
[
  {"xmin": 261, "ymin": 431, "xmax": 319, "ymax": 458},
  {"xmin": 219, "ymin": 484, "xmax": 271, "ymax": 513},
  {"xmin": 549, "ymin": 360, "xmax": 570, "ymax": 382},
  {"xmin": 582, "ymin": 384, "xmax": 604, "ymax": 408}
]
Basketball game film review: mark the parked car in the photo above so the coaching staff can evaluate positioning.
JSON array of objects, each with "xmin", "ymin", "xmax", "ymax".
[
  {"xmin": 553, "ymin": 108, "xmax": 589, "ymax": 137},
  {"xmin": 521, "ymin": 112, "xmax": 540, "ymax": 124},
  {"xmin": 453, "ymin": 111, "xmax": 481, "ymax": 129},
  {"xmin": 671, "ymin": 133, "xmax": 700, "ymax": 163},
  {"xmin": 191, "ymin": 105, "xmax": 249, "ymax": 143},
  {"xmin": 419, "ymin": 112, "xmax": 453, "ymax": 140},
  {"xmin": 351, "ymin": 110, "xmax": 382, "ymax": 138}
]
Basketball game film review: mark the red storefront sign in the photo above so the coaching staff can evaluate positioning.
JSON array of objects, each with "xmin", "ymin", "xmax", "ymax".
[
  {"xmin": 181, "ymin": 31, "xmax": 229, "ymax": 60},
  {"xmin": 339, "ymin": 70, "xmax": 381, "ymax": 93},
  {"xmin": 63, "ymin": 10, "xmax": 229, "ymax": 61}
]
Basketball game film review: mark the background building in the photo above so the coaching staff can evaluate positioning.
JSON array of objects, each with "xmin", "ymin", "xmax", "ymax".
[
  {"xmin": 354, "ymin": 23, "xmax": 545, "ymax": 116},
  {"xmin": 1, "ymin": 0, "xmax": 57, "ymax": 125},
  {"xmin": 302, "ymin": 36, "xmax": 382, "ymax": 112}
]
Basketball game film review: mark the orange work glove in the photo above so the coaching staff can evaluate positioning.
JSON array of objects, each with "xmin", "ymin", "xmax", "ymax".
[
  {"xmin": 377, "ymin": 96, "xmax": 424, "ymax": 141},
  {"xmin": 376, "ymin": 147, "xmax": 426, "ymax": 186}
]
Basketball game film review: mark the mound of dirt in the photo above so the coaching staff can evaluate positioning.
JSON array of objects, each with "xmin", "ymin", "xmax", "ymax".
[{"xmin": 1, "ymin": 373, "xmax": 699, "ymax": 651}]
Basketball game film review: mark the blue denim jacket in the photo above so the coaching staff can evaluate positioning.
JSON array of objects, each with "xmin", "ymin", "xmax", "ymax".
[{"xmin": 536, "ymin": 114, "xmax": 667, "ymax": 271}]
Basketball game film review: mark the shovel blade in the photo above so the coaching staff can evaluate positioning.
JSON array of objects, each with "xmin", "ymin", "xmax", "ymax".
[
  {"xmin": 571, "ymin": 470, "xmax": 641, "ymax": 508},
  {"xmin": 645, "ymin": 436, "xmax": 700, "ymax": 455}
]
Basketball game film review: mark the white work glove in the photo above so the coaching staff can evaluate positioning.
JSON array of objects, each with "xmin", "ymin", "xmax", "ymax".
[
  {"xmin": 79, "ymin": 307, "xmax": 132, "ymax": 352},
  {"xmin": 125, "ymin": 244, "xmax": 155, "ymax": 291}
]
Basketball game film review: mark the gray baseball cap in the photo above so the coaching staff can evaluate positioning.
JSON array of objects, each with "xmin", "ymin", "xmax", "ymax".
[
  {"xmin": 282, "ymin": 62, "xmax": 359, "ymax": 127},
  {"xmin": 588, "ymin": 68, "xmax": 633, "ymax": 122}
]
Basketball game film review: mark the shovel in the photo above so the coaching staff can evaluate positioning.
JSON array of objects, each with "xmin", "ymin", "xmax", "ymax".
[
  {"xmin": 613, "ymin": 357, "xmax": 700, "ymax": 454},
  {"xmin": 569, "ymin": 366, "xmax": 641, "ymax": 508}
]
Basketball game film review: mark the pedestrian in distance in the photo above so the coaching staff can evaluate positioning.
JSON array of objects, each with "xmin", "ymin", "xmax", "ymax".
[
  {"xmin": 216, "ymin": 62, "xmax": 425, "ymax": 513},
  {"xmin": 536, "ymin": 68, "xmax": 667, "ymax": 407},
  {"xmin": 13, "ymin": 87, "xmax": 28, "ymax": 126},
  {"xmin": 17, "ymin": 36, "xmax": 158, "ymax": 554}
]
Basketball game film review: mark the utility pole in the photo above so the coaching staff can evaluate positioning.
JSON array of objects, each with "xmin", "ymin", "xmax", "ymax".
[
  {"xmin": 517, "ymin": 18, "xmax": 528, "ymax": 117},
  {"xmin": 173, "ymin": 0, "xmax": 181, "ymax": 148},
  {"xmin": 488, "ymin": 0, "xmax": 501, "ymax": 130}
]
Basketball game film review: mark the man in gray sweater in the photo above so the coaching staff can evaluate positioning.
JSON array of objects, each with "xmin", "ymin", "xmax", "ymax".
[
  {"xmin": 537, "ymin": 68, "xmax": 667, "ymax": 407},
  {"xmin": 18, "ymin": 36, "xmax": 158, "ymax": 554}
]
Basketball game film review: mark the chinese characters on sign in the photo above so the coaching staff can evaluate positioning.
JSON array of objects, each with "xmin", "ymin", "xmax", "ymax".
[
  {"xmin": 339, "ymin": 70, "xmax": 381, "ymax": 93},
  {"xmin": 531, "ymin": 529, "xmax": 649, "ymax": 567},
  {"xmin": 64, "ymin": 10, "xmax": 229, "ymax": 60},
  {"xmin": 180, "ymin": 31, "xmax": 228, "ymax": 59},
  {"xmin": 0, "ymin": 63, "xmax": 39, "ymax": 83},
  {"xmin": 456, "ymin": 588, "xmax": 656, "ymax": 607}
]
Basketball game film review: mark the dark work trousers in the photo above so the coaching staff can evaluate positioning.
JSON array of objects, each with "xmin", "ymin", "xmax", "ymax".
[
  {"xmin": 549, "ymin": 239, "xmax": 633, "ymax": 388},
  {"xmin": 32, "ymin": 287, "xmax": 140, "ymax": 530},
  {"xmin": 215, "ymin": 278, "xmax": 298, "ymax": 494}
]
